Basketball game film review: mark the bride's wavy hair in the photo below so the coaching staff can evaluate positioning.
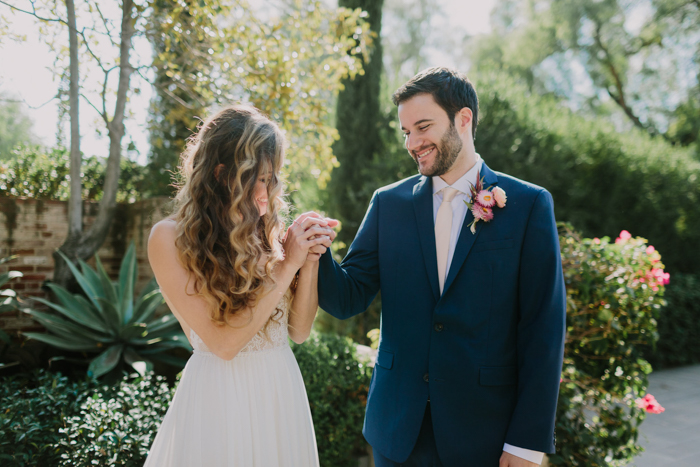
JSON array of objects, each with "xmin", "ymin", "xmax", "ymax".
[{"xmin": 172, "ymin": 104, "xmax": 288, "ymax": 326}]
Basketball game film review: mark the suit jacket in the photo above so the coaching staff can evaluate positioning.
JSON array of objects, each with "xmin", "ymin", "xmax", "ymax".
[{"xmin": 318, "ymin": 163, "xmax": 566, "ymax": 465}]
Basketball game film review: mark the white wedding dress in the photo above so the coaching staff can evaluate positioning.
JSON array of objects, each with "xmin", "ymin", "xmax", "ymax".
[{"xmin": 144, "ymin": 290, "xmax": 319, "ymax": 466}]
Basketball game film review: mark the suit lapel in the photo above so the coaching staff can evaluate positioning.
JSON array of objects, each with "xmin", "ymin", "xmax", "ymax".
[
  {"xmin": 442, "ymin": 163, "xmax": 500, "ymax": 296},
  {"xmin": 413, "ymin": 176, "xmax": 440, "ymax": 302}
]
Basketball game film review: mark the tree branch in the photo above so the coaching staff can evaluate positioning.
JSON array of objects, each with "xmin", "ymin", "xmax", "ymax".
[
  {"xmin": 94, "ymin": 2, "xmax": 118, "ymax": 47},
  {"xmin": 80, "ymin": 93, "xmax": 106, "ymax": 121},
  {"xmin": 592, "ymin": 22, "xmax": 659, "ymax": 136},
  {"xmin": 0, "ymin": 0, "xmax": 66, "ymax": 25}
]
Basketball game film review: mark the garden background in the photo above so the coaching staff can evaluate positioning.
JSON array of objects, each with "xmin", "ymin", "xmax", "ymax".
[{"xmin": 0, "ymin": 0, "xmax": 699, "ymax": 466}]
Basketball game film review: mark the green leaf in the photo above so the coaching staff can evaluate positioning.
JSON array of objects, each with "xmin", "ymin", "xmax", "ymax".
[
  {"xmin": 96, "ymin": 298, "xmax": 122, "ymax": 330},
  {"xmin": 136, "ymin": 276, "xmax": 159, "ymax": 304},
  {"xmin": 55, "ymin": 250, "xmax": 102, "ymax": 310},
  {"xmin": 22, "ymin": 332, "xmax": 100, "ymax": 351},
  {"xmin": 23, "ymin": 309, "xmax": 112, "ymax": 343},
  {"xmin": 79, "ymin": 258, "xmax": 108, "ymax": 306},
  {"xmin": 146, "ymin": 314, "xmax": 181, "ymax": 334},
  {"xmin": 0, "ymin": 255, "xmax": 17, "ymax": 266},
  {"xmin": 118, "ymin": 242, "xmax": 137, "ymax": 323},
  {"xmin": 0, "ymin": 270, "xmax": 23, "ymax": 286},
  {"xmin": 119, "ymin": 323, "xmax": 148, "ymax": 340},
  {"xmin": 38, "ymin": 284, "xmax": 110, "ymax": 333},
  {"xmin": 131, "ymin": 290, "xmax": 164, "ymax": 324},
  {"xmin": 95, "ymin": 255, "xmax": 118, "ymax": 314},
  {"xmin": 88, "ymin": 344, "xmax": 124, "ymax": 378},
  {"xmin": 75, "ymin": 294, "xmax": 112, "ymax": 333},
  {"xmin": 123, "ymin": 347, "xmax": 153, "ymax": 376}
]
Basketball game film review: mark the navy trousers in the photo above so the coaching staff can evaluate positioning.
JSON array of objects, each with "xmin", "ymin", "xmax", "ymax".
[{"xmin": 373, "ymin": 403, "xmax": 443, "ymax": 467}]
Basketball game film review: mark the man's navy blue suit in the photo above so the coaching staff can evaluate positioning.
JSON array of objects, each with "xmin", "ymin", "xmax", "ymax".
[{"xmin": 318, "ymin": 162, "xmax": 566, "ymax": 466}]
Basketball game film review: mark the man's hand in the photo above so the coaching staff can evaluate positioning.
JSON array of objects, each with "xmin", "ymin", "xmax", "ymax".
[
  {"xmin": 500, "ymin": 452, "xmax": 539, "ymax": 467},
  {"xmin": 288, "ymin": 212, "xmax": 338, "ymax": 265}
]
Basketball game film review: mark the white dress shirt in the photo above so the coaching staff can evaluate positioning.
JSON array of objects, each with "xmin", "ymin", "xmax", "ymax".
[{"xmin": 431, "ymin": 154, "xmax": 545, "ymax": 466}]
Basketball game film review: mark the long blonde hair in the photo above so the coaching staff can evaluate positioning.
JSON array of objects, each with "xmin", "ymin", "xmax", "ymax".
[{"xmin": 172, "ymin": 105, "xmax": 288, "ymax": 325}]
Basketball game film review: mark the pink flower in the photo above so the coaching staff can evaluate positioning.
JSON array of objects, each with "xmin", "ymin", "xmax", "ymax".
[
  {"xmin": 593, "ymin": 238, "xmax": 601, "ymax": 244},
  {"xmin": 476, "ymin": 190, "xmax": 496, "ymax": 207},
  {"xmin": 636, "ymin": 394, "xmax": 665, "ymax": 414},
  {"xmin": 646, "ymin": 245, "xmax": 655, "ymax": 255},
  {"xmin": 472, "ymin": 204, "xmax": 494, "ymax": 222},
  {"xmin": 615, "ymin": 230, "xmax": 632, "ymax": 244},
  {"xmin": 492, "ymin": 186, "xmax": 507, "ymax": 208}
]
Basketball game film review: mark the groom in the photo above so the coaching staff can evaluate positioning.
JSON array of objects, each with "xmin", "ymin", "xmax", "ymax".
[{"xmin": 317, "ymin": 67, "xmax": 566, "ymax": 466}]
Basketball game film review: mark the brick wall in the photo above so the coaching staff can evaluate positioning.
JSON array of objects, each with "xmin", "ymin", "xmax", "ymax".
[{"xmin": 0, "ymin": 196, "xmax": 172, "ymax": 333}]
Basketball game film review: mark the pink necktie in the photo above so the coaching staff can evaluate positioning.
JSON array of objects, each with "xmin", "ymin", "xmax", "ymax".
[{"xmin": 435, "ymin": 187, "xmax": 458, "ymax": 294}]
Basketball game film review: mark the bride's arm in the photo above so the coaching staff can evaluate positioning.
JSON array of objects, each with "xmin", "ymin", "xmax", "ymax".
[
  {"xmin": 148, "ymin": 219, "xmax": 326, "ymax": 361},
  {"xmin": 288, "ymin": 213, "xmax": 337, "ymax": 344},
  {"xmin": 288, "ymin": 261, "xmax": 320, "ymax": 344}
]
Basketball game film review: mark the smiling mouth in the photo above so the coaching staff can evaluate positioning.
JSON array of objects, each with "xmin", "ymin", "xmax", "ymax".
[
  {"xmin": 257, "ymin": 198, "xmax": 268, "ymax": 204},
  {"xmin": 414, "ymin": 146, "xmax": 435, "ymax": 162}
]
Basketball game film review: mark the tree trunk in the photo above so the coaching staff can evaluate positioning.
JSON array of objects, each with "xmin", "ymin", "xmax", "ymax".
[
  {"xmin": 53, "ymin": 0, "xmax": 136, "ymax": 288},
  {"xmin": 53, "ymin": 0, "xmax": 83, "ymax": 290},
  {"xmin": 65, "ymin": 0, "xmax": 81, "ymax": 237}
]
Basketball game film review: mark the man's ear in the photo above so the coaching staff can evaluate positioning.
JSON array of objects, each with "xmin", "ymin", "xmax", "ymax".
[
  {"xmin": 455, "ymin": 107, "xmax": 473, "ymax": 137},
  {"xmin": 214, "ymin": 163, "xmax": 225, "ymax": 182}
]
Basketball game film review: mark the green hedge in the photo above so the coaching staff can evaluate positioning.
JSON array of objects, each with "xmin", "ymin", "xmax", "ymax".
[
  {"xmin": 0, "ymin": 145, "xmax": 147, "ymax": 202},
  {"xmin": 0, "ymin": 371, "xmax": 99, "ymax": 466},
  {"xmin": 646, "ymin": 273, "xmax": 700, "ymax": 368},
  {"xmin": 292, "ymin": 331, "xmax": 372, "ymax": 467},
  {"xmin": 0, "ymin": 332, "xmax": 370, "ymax": 466},
  {"xmin": 473, "ymin": 73, "xmax": 700, "ymax": 277}
]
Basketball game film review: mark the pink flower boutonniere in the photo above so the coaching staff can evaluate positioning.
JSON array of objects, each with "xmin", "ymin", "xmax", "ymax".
[{"xmin": 465, "ymin": 171, "xmax": 507, "ymax": 234}]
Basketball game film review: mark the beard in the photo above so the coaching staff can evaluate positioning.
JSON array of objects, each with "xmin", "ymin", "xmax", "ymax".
[{"xmin": 414, "ymin": 122, "xmax": 463, "ymax": 177}]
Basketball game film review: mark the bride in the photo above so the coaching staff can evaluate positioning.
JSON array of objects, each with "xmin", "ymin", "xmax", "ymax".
[{"xmin": 145, "ymin": 104, "xmax": 334, "ymax": 466}]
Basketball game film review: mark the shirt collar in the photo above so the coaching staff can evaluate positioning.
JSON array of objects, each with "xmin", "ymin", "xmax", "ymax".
[{"xmin": 432, "ymin": 154, "xmax": 483, "ymax": 196}]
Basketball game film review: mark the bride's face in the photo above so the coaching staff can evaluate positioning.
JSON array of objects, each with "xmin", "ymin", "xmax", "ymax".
[{"xmin": 254, "ymin": 171, "xmax": 270, "ymax": 216}]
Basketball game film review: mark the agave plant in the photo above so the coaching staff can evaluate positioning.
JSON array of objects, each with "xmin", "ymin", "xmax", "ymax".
[
  {"xmin": 23, "ymin": 242, "xmax": 191, "ymax": 378},
  {"xmin": 0, "ymin": 255, "xmax": 23, "ymax": 344}
]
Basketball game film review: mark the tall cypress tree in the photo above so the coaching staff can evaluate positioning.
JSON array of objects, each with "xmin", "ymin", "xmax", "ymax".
[
  {"xmin": 321, "ymin": 0, "xmax": 385, "ymax": 343},
  {"xmin": 329, "ymin": 0, "xmax": 385, "ymax": 254}
]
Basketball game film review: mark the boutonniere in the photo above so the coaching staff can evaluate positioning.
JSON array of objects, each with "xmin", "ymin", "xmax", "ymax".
[{"xmin": 464, "ymin": 171, "xmax": 507, "ymax": 234}]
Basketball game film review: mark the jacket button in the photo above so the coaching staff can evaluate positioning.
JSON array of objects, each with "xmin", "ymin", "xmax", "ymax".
[
  {"xmin": 423, "ymin": 373, "xmax": 429, "ymax": 382},
  {"xmin": 434, "ymin": 323, "xmax": 444, "ymax": 332}
]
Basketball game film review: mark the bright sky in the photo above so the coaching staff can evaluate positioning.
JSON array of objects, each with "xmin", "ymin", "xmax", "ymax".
[{"xmin": 0, "ymin": 0, "xmax": 497, "ymax": 164}]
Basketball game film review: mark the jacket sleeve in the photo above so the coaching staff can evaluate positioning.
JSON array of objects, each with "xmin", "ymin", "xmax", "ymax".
[
  {"xmin": 318, "ymin": 191, "xmax": 381, "ymax": 320},
  {"xmin": 505, "ymin": 189, "xmax": 566, "ymax": 454}
]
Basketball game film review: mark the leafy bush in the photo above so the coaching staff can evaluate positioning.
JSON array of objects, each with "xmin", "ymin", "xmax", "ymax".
[
  {"xmin": 57, "ymin": 373, "xmax": 175, "ymax": 467},
  {"xmin": 646, "ymin": 273, "xmax": 700, "ymax": 368},
  {"xmin": 473, "ymin": 73, "xmax": 700, "ymax": 277},
  {"xmin": 0, "ymin": 371, "xmax": 98, "ymax": 466},
  {"xmin": 23, "ymin": 242, "xmax": 190, "ymax": 379},
  {"xmin": 292, "ymin": 330, "xmax": 372, "ymax": 467},
  {"xmin": 0, "ymin": 145, "xmax": 146, "ymax": 203},
  {"xmin": 0, "ymin": 255, "xmax": 22, "ymax": 345},
  {"xmin": 552, "ymin": 225, "xmax": 667, "ymax": 466},
  {"xmin": 0, "ymin": 370, "xmax": 173, "ymax": 467}
]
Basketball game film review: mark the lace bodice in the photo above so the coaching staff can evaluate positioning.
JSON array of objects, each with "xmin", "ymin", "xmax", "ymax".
[{"xmin": 189, "ymin": 290, "xmax": 292, "ymax": 355}]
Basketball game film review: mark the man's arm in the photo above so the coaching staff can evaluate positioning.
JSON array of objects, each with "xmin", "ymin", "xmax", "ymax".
[
  {"xmin": 318, "ymin": 191, "xmax": 381, "ymax": 320},
  {"xmin": 505, "ymin": 189, "xmax": 567, "ymax": 453}
]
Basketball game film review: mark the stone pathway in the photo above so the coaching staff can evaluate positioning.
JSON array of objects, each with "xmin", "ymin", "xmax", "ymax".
[{"xmin": 625, "ymin": 364, "xmax": 700, "ymax": 467}]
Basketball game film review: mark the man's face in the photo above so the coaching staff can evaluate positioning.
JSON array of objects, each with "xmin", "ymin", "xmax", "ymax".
[{"xmin": 398, "ymin": 93, "xmax": 463, "ymax": 178}]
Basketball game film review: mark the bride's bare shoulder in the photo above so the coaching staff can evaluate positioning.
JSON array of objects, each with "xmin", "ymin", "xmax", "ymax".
[
  {"xmin": 150, "ymin": 218, "xmax": 177, "ymax": 237},
  {"xmin": 148, "ymin": 218, "xmax": 178, "ymax": 257}
]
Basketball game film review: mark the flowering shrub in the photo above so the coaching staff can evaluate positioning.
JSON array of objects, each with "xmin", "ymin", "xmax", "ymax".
[
  {"xmin": 635, "ymin": 394, "xmax": 665, "ymax": 414},
  {"xmin": 551, "ymin": 225, "xmax": 667, "ymax": 467}
]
